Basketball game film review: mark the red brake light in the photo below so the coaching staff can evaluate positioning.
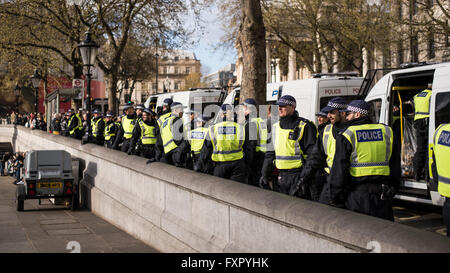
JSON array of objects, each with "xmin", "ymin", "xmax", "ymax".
[{"xmin": 65, "ymin": 181, "xmax": 73, "ymax": 195}]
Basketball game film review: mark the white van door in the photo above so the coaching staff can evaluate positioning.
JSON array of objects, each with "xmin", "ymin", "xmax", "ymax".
[{"xmin": 428, "ymin": 65, "xmax": 450, "ymax": 206}]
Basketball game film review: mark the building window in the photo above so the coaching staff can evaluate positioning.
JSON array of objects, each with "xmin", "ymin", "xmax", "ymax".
[
  {"xmin": 428, "ymin": 32, "xmax": 435, "ymax": 59},
  {"xmin": 185, "ymin": 56, "xmax": 189, "ymax": 60},
  {"xmin": 446, "ymin": 21, "xmax": 450, "ymax": 47},
  {"xmin": 411, "ymin": 0, "xmax": 417, "ymax": 15},
  {"xmin": 175, "ymin": 67, "xmax": 178, "ymax": 74},
  {"xmin": 397, "ymin": 41, "xmax": 403, "ymax": 65},
  {"xmin": 411, "ymin": 34, "xmax": 419, "ymax": 62},
  {"xmin": 163, "ymin": 66, "xmax": 168, "ymax": 74},
  {"xmin": 141, "ymin": 92, "xmax": 148, "ymax": 103},
  {"xmin": 186, "ymin": 67, "xmax": 190, "ymax": 74},
  {"xmin": 174, "ymin": 82, "xmax": 179, "ymax": 90},
  {"xmin": 152, "ymin": 83, "xmax": 157, "ymax": 91},
  {"xmin": 174, "ymin": 56, "xmax": 179, "ymax": 61}
]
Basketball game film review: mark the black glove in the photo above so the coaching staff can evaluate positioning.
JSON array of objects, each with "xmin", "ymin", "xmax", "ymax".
[
  {"xmin": 259, "ymin": 176, "xmax": 269, "ymax": 188},
  {"xmin": 289, "ymin": 177, "xmax": 306, "ymax": 196},
  {"xmin": 127, "ymin": 149, "xmax": 133, "ymax": 155},
  {"xmin": 146, "ymin": 158, "xmax": 155, "ymax": 164}
]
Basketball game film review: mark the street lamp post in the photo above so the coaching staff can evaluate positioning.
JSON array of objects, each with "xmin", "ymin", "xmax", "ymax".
[
  {"xmin": 14, "ymin": 83, "xmax": 21, "ymax": 112},
  {"xmin": 78, "ymin": 30, "xmax": 99, "ymax": 145},
  {"xmin": 31, "ymin": 69, "xmax": 41, "ymax": 126}
]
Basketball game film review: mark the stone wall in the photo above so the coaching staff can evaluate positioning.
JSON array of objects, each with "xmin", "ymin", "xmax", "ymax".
[{"xmin": 1, "ymin": 124, "xmax": 450, "ymax": 253}]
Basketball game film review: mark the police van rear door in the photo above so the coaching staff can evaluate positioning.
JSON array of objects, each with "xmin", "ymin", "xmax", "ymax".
[{"xmin": 428, "ymin": 64, "xmax": 450, "ymax": 206}]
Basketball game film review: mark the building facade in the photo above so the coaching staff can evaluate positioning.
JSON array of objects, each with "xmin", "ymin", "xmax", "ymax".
[
  {"xmin": 115, "ymin": 49, "xmax": 201, "ymax": 105},
  {"xmin": 203, "ymin": 64, "xmax": 236, "ymax": 88}
]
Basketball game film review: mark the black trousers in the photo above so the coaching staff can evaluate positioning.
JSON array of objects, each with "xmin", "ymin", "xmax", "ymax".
[
  {"xmin": 213, "ymin": 159, "xmax": 247, "ymax": 184},
  {"xmin": 248, "ymin": 151, "xmax": 265, "ymax": 187},
  {"xmin": 277, "ymin": 171, "xmax": 302, "ymax": 195},
  {"xmin": 105, "ymin": 138, "xmax": 115, "ymax": 149},
  {"xmin": 345, "ymin": 183, "xmax": 394, "ymax": 221},
  {"xmin": 443, "ymin": 197, "xmax": 450, "ymax": 237},
  {"xmin": 413, "ymin": 118, "xmax": 429, "ymax": 178},
  {"xmin": 160, "ymin": 146, "xmax": 187, "ymax": 167},
  {"xmin": 140, "ymin": 144, "xmax": 155, "ymax": 160},
  {"xmin": 121, "ymin": 138, "xmax": 132, "ymax": 153},
  {"xmin": 311, "ymin": 171, "xmax": 328, "ymax": 201}
]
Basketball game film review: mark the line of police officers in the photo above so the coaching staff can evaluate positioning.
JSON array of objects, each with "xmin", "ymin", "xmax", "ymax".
[{"xmin": 57, "ymin": 93, "xmax": 450, "ymax": 235}]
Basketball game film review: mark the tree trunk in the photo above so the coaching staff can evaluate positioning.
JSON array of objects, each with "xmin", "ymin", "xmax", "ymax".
[
  {"xmin": 109, "ymin": 73, "xmax": 118, "ymax": 115},
  {"xmin": 239, "ymin": 0, "xmax": 267, "ymax": 105}
]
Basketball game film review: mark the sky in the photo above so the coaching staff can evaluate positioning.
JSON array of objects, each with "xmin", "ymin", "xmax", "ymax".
[{"xmin": 184, "ymin": 5, "xmax": 237, "ymax": 76}]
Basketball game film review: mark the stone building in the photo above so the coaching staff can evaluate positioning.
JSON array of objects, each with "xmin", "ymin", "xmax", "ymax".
[
  {"xmin": 203, "ymin": 64, "xmax": 236, "ymax": 88},
  {"xmin": 116, "ymin": 49, "xmax": 201, "ymax": 105}
]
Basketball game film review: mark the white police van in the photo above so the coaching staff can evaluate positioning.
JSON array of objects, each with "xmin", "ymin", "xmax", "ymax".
[
  {"xmin": 363, "ymin": 62, "xmax": 450, "ymax": 206},
  {"xmin": 266, "ymin": 73, "xmax": 363, "ymax": 125},
  {"xmin": 144, "ymin": 88, "xmax": 225, "ymax": 124},
  {"xmin": 215, "ymin": 74, "xmax": 363, "ymax": 125}
]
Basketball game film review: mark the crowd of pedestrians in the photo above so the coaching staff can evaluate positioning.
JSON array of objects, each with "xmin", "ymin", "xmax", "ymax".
[{"xmin": 0, "ymin": 152, "xmax": 25, "ymax": 185}]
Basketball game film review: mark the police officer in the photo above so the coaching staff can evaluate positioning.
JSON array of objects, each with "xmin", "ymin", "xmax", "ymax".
[
  {"xmin": 431, "ymin": 123, "xmax": 450, "ymax": 236},
  {"xmin": 157, "ymin": 98, "xmax": 173, "ymax": 124},
  {"xmin": 316, "ymin": 109, "xmax": 329, "ymax": 134},
  {"xmin": 189, "ymin": 115, "xmax": 210, "ymax": 172},
  {"xmin": 51, "ymin": 113, "xmax": 61, "ymax": 135},
  {"xmin": 91, "ymin": 109, "xmax": 105, "ymax": 146},
  {"xmin": 242, "ymin": 98, "xmax": 264, "ymax": 187},
  {"xmin": 112, "ymin": 103, "xmax": 137, "ymax": 152},
  {"xmin": 413, "ymin": 84, "xmax": 432, "ymax": 181},
  {"xmin": 128, "ymin": 108, "xmax": 158, "ymax": 160},
  {"xmin": 66, "ymin": 108, "xmax": 83, "ymax": 139},
  {"xmin": 290, "ymin": 97, "xmax": 348, "ymax": 201},
  {"xmin": 185, "ymin": 110, "xmax": 198, "ymax": 131},
  {"xmin": 260, "ymin": 95, "xmax": 317, "ymax": 195},
  {"xmin": 156, "ymin": 102, "xmax": 188, "ymax": 166},
  {"xmin": 183, "ymin": 109, "xmax": 200, "ymax": 169},
  {"xmin": 104, "ymin": 111, "xmax": 118, "ymax": 148},
  {"xmin": 325, "ymin": 100, "xmax": 400, "ymax": 221},
  {"xmin": 135, "ymin": 104, "xmax": 145, "ymax": 123},
  {"xmin": 198, "ymin": 104, "xmax": 249, "ymax": 183}
]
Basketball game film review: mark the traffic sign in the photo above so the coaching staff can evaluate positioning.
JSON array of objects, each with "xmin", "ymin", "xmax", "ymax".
[{"xmin": 73, "ymin": 79, "xmax": 84, "ymax": 89}]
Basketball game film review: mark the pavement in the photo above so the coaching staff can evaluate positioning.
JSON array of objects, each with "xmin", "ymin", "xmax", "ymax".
[
  {"xmin": 393, "ymin": 200, "xmax": 447, "ymax": 236},
  {"xmin": 1, "ymin": 172, "xmax": 446, "ymax": 253},
  {"xmin": 0, "ymin": 175, "xmax": 159, "ymax": 253}
]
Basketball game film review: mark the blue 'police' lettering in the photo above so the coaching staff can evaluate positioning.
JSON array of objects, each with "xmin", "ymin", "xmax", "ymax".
[
  {"xmin": 438, "ymin": 131, "xmax": 450, "ymax": 147},
  {"xmin": 417, "ymin": 92, "xmax": 429, "ymax": 97},
  {"xmin": 218, "ymin": 127, "xmax": 236, "ymax": 135},
  {"xmin": 191, "ymin": 131, "xmax": 205, "ymax": 139},
  {"xmin": 356, "ymin": 129, "xmax": 383, "ymax": 142},
  {"xmin": 162, "ymin": 119, "xmax": 169, "ymax": 128}
]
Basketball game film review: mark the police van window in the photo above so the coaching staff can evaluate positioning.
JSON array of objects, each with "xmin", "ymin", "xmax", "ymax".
[
  {"xmin": 368, "ymin": 99, "xmax": 382, "ymax": 123},
  {"xmin": 435, "ymin": 91, "xmax": 450, "ymax": 128}
]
